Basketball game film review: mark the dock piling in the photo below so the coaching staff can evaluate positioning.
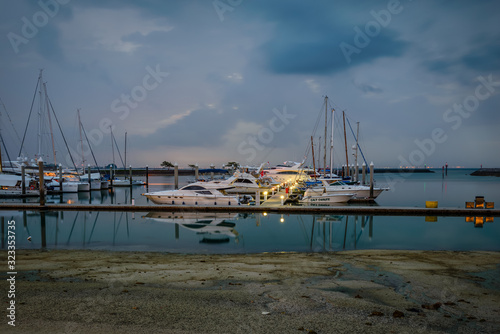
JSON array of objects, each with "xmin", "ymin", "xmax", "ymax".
[
  {"xmin": 174, "ymin": 163, "xmax": 179, "ymax": 189},
  {"xmin": 369, "ymin": 162, "xmax": 374, "ymax": 198},
  {"xmin": 109, "ymin": 166, "xmax": 113, "ymax": 187},
  {"xmin": 38, "ymin": 158, "xmax": 45, "ymax": 206},
  {"xmin": 129, "ymin": 165, "xmax": 133, "ymax": 186},
  {"xmin": 362, "ymin": 163, "xmax": 366, "ymax": 185},
  {"xmin": 59, "ymin": 164, "xmax": 63, "ymax": 192},
  {"xmin": 21, "ymin": 165, "xmax": 26, "ymax": 195},
  {"xmin": 145, "ymin": 165, "xmax": 149, "ymax": 185},
  {"xmin": 87, "ymin": 165, "xmax": 91, "ymax": 192}
]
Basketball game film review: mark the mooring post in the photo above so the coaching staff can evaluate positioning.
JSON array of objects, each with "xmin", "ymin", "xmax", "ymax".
[
  {"xmin": 369, "ymin": 161, "xmax": 374, "ymax": 198},
  {"xmin": 362, "ymin": 162, "xmax": 366, "ymax": 185},
  {"xmin": 174, "ymin": 163, "xmax": 179, "ymax": 189},
  {"xmin": 355, "ymin": 163, "xmax": 359, "ymax": 183},
  {"xmin": 109, "ymin": 165, "xmax": 113, "ymax": 187},
  {"xmin": 38, "ymin": 158, "xmax": 45, "ymax": 206},
  {"xmin": 255, "ymin": 190, "xmax": 260, "ymax": 206},
  {"xmin": 59, "ymin": 164, "xmax": 63, "ymax": 192},
  {"xmin": 195, "ymin": 164, "xmax": 199, "ymax": 181},
  {"xmin": 87, "ymin": 165, "xmax": 91, "ymax": 192},
  {"xmin": 129, "ymin": 165, "xmax": 133, "ymax": 186},
  {"xmin": 145, "ymin": 165, "xmax": 149, "ymax": 185},
  {"xmin": 21, "ymin": 165, "xmax": 26, "ymax": 195}
]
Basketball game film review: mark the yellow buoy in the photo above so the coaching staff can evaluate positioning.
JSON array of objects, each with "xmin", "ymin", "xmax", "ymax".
[{"xmin": 425, "ymin": 201, "xmax": 438, "ymax": 208}]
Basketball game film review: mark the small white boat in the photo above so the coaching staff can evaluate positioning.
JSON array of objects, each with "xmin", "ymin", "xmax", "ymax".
[
  {"xmin": 101, "ymin": 180, "xmax": 109, "ymax": 189},
  {"xmin": 80, "ymin": 173, "xmax": 103, "ymax": 190},
  {"xmin": 305, "ymin": 180, "xmax": 387, "ymax": 200},
  {"xmin": 301, "ymin": 193, "xmax": 354, "ymax": 204},
  {"xmin": 110, "ymin": 178, "xmax": 146, "ymax": 186},
  {"xmin": 47, "ymin": 179, "xmax": 79, "ymax": 193},
  {"xmin": 142, "ymin": 184, "xmax": 239, "ymax": 206}
]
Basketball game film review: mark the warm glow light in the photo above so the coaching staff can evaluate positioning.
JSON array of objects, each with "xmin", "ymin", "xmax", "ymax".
[{"xmin": 263, "ymin": 212, "xmax": 268, "ymax": 216}]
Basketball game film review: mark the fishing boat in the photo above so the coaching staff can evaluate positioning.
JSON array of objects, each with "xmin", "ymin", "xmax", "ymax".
[{"xmin": 142, "ymin": 184, "xmax": 239, "ymax": 206}]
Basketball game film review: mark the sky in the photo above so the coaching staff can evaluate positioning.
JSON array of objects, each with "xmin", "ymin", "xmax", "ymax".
[{"xmin": 0, "ymin": 0, "xmax": 499, "ymax": 169}]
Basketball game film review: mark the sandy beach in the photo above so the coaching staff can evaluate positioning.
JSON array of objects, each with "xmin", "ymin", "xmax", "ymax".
[{"xmin": 1, "ymin": 249, "xmax": 499, "ymax": 333}]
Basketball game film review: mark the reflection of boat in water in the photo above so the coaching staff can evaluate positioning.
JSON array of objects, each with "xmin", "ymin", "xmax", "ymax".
[
  {"xmin": 142, "ymin": 184, "xmax": 239, "ymax": 206},
  {"xmin": 143, "ymin": 212, "xmax": 239, "ymax": 243}
]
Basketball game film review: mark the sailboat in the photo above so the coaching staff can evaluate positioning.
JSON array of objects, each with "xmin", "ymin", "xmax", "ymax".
[{"xmin": 303, "ymin": 97, "xmax": 387, "ymax": 201}]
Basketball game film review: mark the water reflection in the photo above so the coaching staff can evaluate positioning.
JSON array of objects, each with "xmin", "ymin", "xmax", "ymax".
[
  {"xmin": 143, "ymin": 212, "xmax": 240, "ymax": 244},
  {"xmin": 1, "ymin": 211, "xmax": 498, "ymax": 253}
]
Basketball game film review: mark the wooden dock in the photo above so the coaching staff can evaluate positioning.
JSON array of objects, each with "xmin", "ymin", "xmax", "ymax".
[{"xmin": 0, "ymin": 203, "xmax": 498, "ymax": 217}]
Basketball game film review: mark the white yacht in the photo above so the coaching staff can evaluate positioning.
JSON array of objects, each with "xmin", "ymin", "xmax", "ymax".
[
  {"xmin": 142, "ymin": 184, "xmax": 239, "ymax": 206},
  {"xmin": 304, "ymin": 180, "xmax": 387, "ymax": 200},
  {"xmin": 263, "ymin": 161, "xmax": 312, "ymax": 184},
  {"xmin": 194, "ymin": 172, "xmax": 278, "ymax": 195}
]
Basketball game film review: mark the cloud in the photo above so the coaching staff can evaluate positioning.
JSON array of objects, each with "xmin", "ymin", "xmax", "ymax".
[
  {"xmin": 58, "ymin": 7, "xmax": 173, "ymax": 53},
  {"xmin": 252, "ymin": 1, "xmax": 409, "ymax": 75}
]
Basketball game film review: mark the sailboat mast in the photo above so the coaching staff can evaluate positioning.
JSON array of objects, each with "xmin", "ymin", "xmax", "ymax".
[
  {"xmin": 330, "ymin": 108, "xmax": 334, "ymax": 178},
  {"xmin": 311, "ymin": 136, "xmax": 316, "ymax": 179},
  {"xmin": 323, "ymin": 95, "xmax": 328, "ymax": 176},
  {"xmin": 110, "ymin": 126, "xmax": 115, "ymax": 168},
  {"xmin": 124, "ymin": 131, "xmax": 127, "ymax": 168},
  {"xmin": 77, "ymin": 109, "xmax": 85, "ymax": 169},
  {"xmin": 354, "ymin": 121, "xmax": 359, "ymax": 182},
  {"xmin": 343, "ymin": 111, "xmax": 349, "ymax": 177},
  {"xmin": 43, "ymin": 82, "xmax": 57, "ymax": 165},
  {"xmin": 37, "ymin": 71, "xmax": 43, "ymax": 159}
]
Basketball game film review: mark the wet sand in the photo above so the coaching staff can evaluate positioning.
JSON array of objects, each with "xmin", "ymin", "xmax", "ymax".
[{"xmin": 1, "ymin": 250, "xmax": 499, "ymax": 333}]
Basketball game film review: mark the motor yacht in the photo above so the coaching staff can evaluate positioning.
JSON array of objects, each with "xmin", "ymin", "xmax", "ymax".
[{"xmin": 142, "ymin": 184, "xmax": 239, "ymax": 206}]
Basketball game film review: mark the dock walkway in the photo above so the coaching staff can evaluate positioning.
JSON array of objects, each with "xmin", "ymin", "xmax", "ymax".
[{"xmin": 0, "ymin": 203, "xmax": 498, "ymax": 217}]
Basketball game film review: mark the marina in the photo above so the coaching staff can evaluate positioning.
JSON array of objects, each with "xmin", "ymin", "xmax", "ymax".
[{"xmin": 1, "ymin": 169, "xmax": 499, "ymax": 254}]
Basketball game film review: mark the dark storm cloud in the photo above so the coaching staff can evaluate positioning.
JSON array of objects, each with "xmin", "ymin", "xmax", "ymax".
[{"xmin": 246, "ymin": 0, "xmax": 409, "ymax": 75}]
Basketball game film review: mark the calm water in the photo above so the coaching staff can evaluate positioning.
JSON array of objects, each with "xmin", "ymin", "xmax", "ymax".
[{"xmin": 1, "ymin": 169, "xmax": 499, "ymax": 253}]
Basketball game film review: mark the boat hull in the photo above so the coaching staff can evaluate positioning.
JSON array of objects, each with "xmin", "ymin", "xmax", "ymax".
[
  {"xmin": 301, "ymin": 193, "xmax": 354, "ymax": 204},
  {"xmin": 144, "ymin": 193, "xmax": 239, "ymax": 206},
  {"xmin": 305, "ymin": 186, "xmax": 385, "ymax": 199}
]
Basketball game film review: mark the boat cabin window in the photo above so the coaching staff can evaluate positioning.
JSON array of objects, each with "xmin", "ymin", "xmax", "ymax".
[
  {"xmin": 195, "ymin": 190, "xmax": 213, "ymax": 195},
  {"xmin": 182, "ymin": 185, "xmax": 207, "ymax": 190},
  {"xmin": 277, "ymin": 171, "xmax": 298, "ymax": 175},
  {"xmin": 235, "ymin": 179, "xmax": 253, "ymax": 184}
]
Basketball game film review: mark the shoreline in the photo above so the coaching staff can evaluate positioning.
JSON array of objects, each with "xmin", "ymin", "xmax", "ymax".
[{"xmin": 1, "ymin": 249, "xmax": 499, "ymax": 333}]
